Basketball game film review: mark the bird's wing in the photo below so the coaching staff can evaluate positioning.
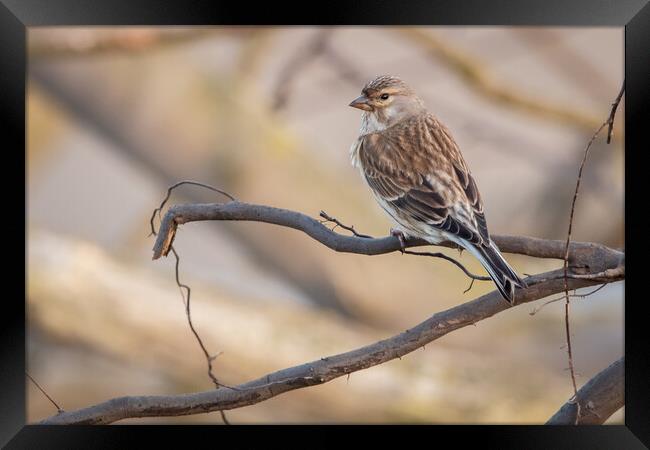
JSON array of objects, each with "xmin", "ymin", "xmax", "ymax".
[{"xmin": 358, "ymin": 114, "xmax": 490, "ymax": 246}]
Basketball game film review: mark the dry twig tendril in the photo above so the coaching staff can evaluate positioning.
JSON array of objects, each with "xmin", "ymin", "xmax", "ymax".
[
  {"xmin": 319, "ymin": 210, "xmax": 491, "ymax": 287},
  {"xmin": 149, "ymin": 180, "xmax": 238, "ymax": 425},
  {"xmin": 26, "ymin": 372, "xmax": 64, "ymax": 414},
  {"xmin": 560, "ymin": 80, "xmax": 624, "ymax": 424}
]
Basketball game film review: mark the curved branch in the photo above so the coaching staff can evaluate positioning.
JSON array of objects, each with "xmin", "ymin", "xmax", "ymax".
[
  {"xmin": 151, "ymin": 201, "xmax": 624, "ymax": 274},
  {"xmin": 40, "ymin": 263, "xmax": 622, "ymax": 424},
  {"xmin": 39, "ymin": 200, "xmax": 622, "ymax": 424},
  {"xmin": 546, "ymin": 357, "xmax": 624, "ymax": 425},
  {"xmin": 318, "ymin": 210, "xmax": 490, "ymax": 281}
]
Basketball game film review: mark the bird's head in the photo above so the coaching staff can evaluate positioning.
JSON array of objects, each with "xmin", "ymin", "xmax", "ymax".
[{"xmin": 349, "ymin": 75, "xmax": 425, "ymax": 131}]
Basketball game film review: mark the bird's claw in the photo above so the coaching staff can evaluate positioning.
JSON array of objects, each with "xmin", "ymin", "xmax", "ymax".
[{"xmin": 390, "ymin": 228, "xmax": 407, "ymax": 253}]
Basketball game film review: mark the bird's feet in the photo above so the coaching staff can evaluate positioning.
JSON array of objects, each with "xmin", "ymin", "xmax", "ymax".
[{"xmin": 390, "ymin": 228, "xmax": 407, "ymax": 253}]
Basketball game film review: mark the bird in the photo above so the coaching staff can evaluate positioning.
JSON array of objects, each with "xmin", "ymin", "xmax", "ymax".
[{"xmin": 348, "ymin": 75, "xmax": 525, "ymax": 304}]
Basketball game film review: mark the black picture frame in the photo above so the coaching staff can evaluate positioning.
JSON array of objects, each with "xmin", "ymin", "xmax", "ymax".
[{"xmin": 3, "ymin": 0, "xmax": 648, "ymax": 447}]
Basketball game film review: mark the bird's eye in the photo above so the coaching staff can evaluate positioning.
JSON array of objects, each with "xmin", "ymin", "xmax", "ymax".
[{"xmin": 380, "ymin": 93, "xmax": 390, "ymax": 100}]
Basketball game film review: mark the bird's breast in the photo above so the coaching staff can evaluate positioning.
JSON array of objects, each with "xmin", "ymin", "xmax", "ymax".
[{"xmin": 349, "ymin": 136, "xmax": 363, "ymax": 168}]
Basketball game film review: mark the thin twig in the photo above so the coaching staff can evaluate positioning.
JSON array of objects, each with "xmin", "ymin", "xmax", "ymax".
[
  {"xmin": 463, "ymin": 278, "xmax": 476, "ymax": 294},
  {"xmin": 319, "ymin": 210, "xmax": 373, "ymax": 239},
  {"xmin": 169, "ymin": 247, "xmax": 235, "ymax": 390},
  {"xmin": 26, "ymin": 372, "xmax": 64, "ymax": 414},
  {"xmin": 402, "ymin": 250, "xmax": 491, "ymax": 282},
  {"xmin": 319, "ymin": 210, "xmax": 491, "ymax": 283},
  {"xmin": 561, "ymin": 80, "xmax": 624, "ymax": 424},
  {"xmin": 149, "ymin": 180, "xmax": 236, "ymax": 237},
  {"xmin": 169, "ymin": 245, "xmax": 237, "ymax": 426},
  {"xmin": 529, "ymin": 283, "xmax": 609, "ymax": 316},
  {"xmin": 150, "ymin": 181, "xmax": 238, "ymax": 425},
  {"xmin": 606, "ymin": 80, "xmax": 625, "ymax": 144}
]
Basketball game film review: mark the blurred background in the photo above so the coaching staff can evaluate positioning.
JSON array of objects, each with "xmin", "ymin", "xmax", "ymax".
[{"xmin": 26, "ymin": 26, "xmax": 624, "ymax": 424}]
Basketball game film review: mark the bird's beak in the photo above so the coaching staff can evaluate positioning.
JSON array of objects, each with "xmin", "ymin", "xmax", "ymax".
[{"xmin": 349, "ymin": 95, "xmax": 373, "ymax": 111}]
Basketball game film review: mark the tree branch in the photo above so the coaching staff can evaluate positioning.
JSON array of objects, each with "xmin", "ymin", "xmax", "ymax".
[
  {"xmin": 546, "ymin": 357, "xmax": 624, "ymax": 425},
  {"xmin": 39, "ymin": 263, "xmax": 621, "ymax": 425},
  {"xmin": 39, "ymin": 199, "xmax": 623, "ymax": 425},
  {"xmin": 318, "ymin": 210, "xmax": 490, "ymax": 282},
  {"xmin": 26, "ymin": 372, "xmax": 64, "ymax": 414},
  {"xmin": 151, "ymin": 201, "xmax": 624, "ymax": 275},
  {"xmin": 148, "ymin": 180, "xmax": 238, "ymax": 424}
]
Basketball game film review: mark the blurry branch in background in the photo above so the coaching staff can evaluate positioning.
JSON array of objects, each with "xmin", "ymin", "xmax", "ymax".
[
  {"xmin": 39, "ymin": 199, "xmax": 623, "ymax": 424},
  {"xmin": 547, "ymin": 357, "xmax": 624, "ymax": 425},
  {"xmin": 271, "ymin": 28, "xmax": 366, "ymax": 110},
  {"xmin": 236, "ymin": 29, "xmax": 278, "ymax": 81},
  {"xmin": 321, "ymin": 38, "xmax": 367, "ymax": 85},
  {"xmin": 270, "ymin": 27, "xmax": 621, "ymax": 139},
  {"xmin": 28, "ymin": 28, "xmax": 252, "ymax": 59},
  {"xmin": 30, "ymin": 27, "xmax": 620, "ymax": 139},
  {"xmin": 271, "ymin": 29, "xmax": 334, "ymax": 110},
  {"xmin": 32, "ymin": 63, "xmax": 356, "ymax": 319},
  {"xmin": 560, "ymin": 81, "xmax": 624, "ymax": 423},
  {"xmin": 512, "ymin": 29, "xmax": 618, "ymax": 104},
  {"xmin": 394, "ymin": 28, "xmax": 622, "ymax": 138}
]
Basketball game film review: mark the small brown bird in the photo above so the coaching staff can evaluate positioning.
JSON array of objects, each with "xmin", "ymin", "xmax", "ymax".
[{"xmin": 349, "ymin": 75, "xmax": 525, "ymax": 303}]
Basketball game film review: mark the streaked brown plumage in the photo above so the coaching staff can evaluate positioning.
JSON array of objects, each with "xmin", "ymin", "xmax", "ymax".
[{"xmin": 349, "ymin": 75, "xmax": 525, "ymax": 303}]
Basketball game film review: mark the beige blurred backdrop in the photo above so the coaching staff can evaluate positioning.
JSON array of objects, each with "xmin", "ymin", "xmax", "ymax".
[{"xmin": 26, "ymin": 26, "xmax": 624, "ymax": 424}]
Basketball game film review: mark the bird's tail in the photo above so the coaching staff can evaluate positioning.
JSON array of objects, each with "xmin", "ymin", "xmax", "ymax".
[{"xmin": 463, "ymin": 240, "xmax": 527, "ymax": 304}]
